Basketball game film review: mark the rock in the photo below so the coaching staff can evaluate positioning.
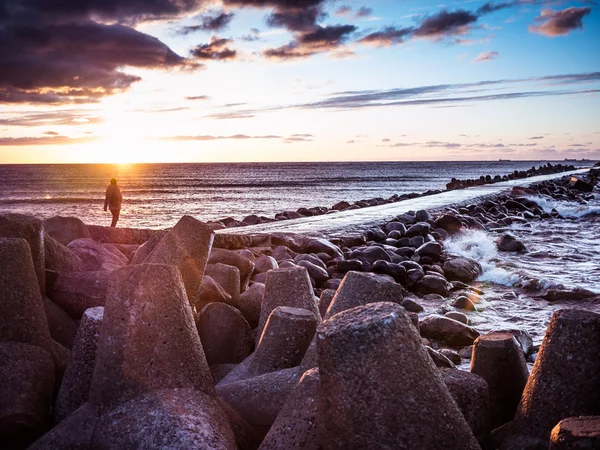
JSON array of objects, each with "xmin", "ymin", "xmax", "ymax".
[
  {"xmin": 426, "ymin": 346, "xmax": 456, "ymax": 368},
  {"xmin": 87, "ymin": 225, "xmax": 156, "ymax": 245},
  {"xmin": 208, "ymin": 248, "xmax": 256, "ymax": 293},
  {"xmin": 416, "ymin": 274, "xmax": 450, "ymax": 297},
  {"xmin": 416, "ymin": 210, "xmax": 431, "ymax": 222},
  {"xmin": 220, "ymin": 307, "xmax": 318, "ymax": 385},
  {"xmin": 496, "ymin": 232, "xmax": 526, "ymax": 252},
  {"xmin": 435, "ymin": 214, "xmax": 463, "ymax": 234},
  {"xmin": 196, "ymin": 275, "xmax": 232, "ymax": 311},
  {"xmin": 416, "ymin": 241, "xmax": 442, "ymax": 259},
  {"xmin": 332, "ymin": 201, "xmax": 350, "ymax": 211},
  {"xmin": 316, "ymin": 302, "xmax": 480, "ymax": 449},
  {"xmin": 549, "ymin": 416, "xmax": 600, "ymax": 450},
  {"xmin": 271, "ymin": 246, "xmax": 297, "ymax": 262},
  {"xmin": 322, "ymin": 278, "xmax": 342, "ymax": 290},
  {"xmin": 371, "ymin": 260, "xmax": 407, "ymax": 283},
  {"xmin": 143, "ymin": 215, "xmax": 214, "ymax": 305},
  {"xmin": 297, "ymin": 260, "xmax": 329, "ymax": 285},
  {"xmin": 197, "ymin": 302, "xmax": 253, "ymax": 365},
  {"xmin": 205, "ymin": 263, "xmax": 241, "ymax": 301},
  {"xmin": 384, "ymin": 222, "xmax": 406, "ymax": 234},
  {"xmin": 44, "ymin": 234, "xmax": 83, "ymax": 275},
  {"xmin": 254, "ymin": 255, "xmax": 278, "ymax": 274},
  {"xmin": 67, "ymin": 238, "xmax": 128, "ymax": 272},
  {"xmin": 420, "ymin": 315, "xmax": 480, "ymax": 347},
  {"xmin": 43, "ymin": 216, "xmax": 91, "ymax": 246},
  {"xmin": 318, "ymin": 289, "xmax": 336, "ymax": 318},
  {"xmin": 49, "ymin": 271, "xmax": 110, "ymax": 319},
  {"xmin": 42, "ymin": 297, "xmax": 78, "ymax": 350},
  {"xmin": 496, "ymin": 328, "xmax": 534, "ymax": 355},
  {"xmin": 242, "ymin": 214, "xmax": 261, "ymax": 225},
  {"xmin": 210, "ymin": 364, "xmax": 236, "ymax": 384},
  {"xmin": 505, "ymin": 309, "xmax": 600, "ymax": 446},
  {"xmin": 294, "ymin": 254, "xmax": 326, "ymax": 270},
  {"xmin": 470, "ymin": 332, "xmax": 529, "ymax": 429},
  {"xmin": 54, "ymin": 307, "xmax": 104, "ymax": 424},
  {"xmin": 440, "ymin": 348, "xmax": 462, "ymax": 365},
  {"xmin": 258, "ymin": 266, "xmax": 320, "ymax": 336},
  {"xmin": 49, "ymin": 338, "xmax": 70, "ymax": 390},
  {"xmin": 325, "ymin": 271, "xmax": 403, "ymax": 319},
  {"xmin": 406, "ymin": 268, "xmax": 425, "ymax": 285},
  {"xmin": 405, "ymin": 222, "xmax": 432, "ymax": 237},
  {"xmin": 258, "ymin": 368, "xmax": 319, "ymax": 450},
  {"xmin": 445, "ymin": 311, "xmax": 469, "ymax": 324},
  {"xmin": 336, "ymin": 259, "xmax": 367, "ymax": 273},
  {"xmin": 129, "ymin": 230, "xmax": 167, "ymax": 265},
  {"xmin": 0, "ymin": 341, "xmax": 55, "ymax": 449},
  {"xmin": 349, "ymin": 246, "xmax": 391, "ymax": 265},
  {"xmin": 444, "ymin": 257, "xmax": 482, "ymax": 283},
  {"xmin": 0, "ymin": 214, "xmax": 45, "ymax": 294},
  {"xmin": 441, "ymin": 369, "xmax": 491, "ymax": 447},
  {"xmin": 235, "ymin": 282, "xmax": 264, "ymax": 329},
  {"xmin": 217, "ymin": 367, "xmax": 302, "ymax": 436},
  {"xmin": 401, "ymin": 298, "xmax": 423, "ymax": 313},
  {"xmin": 451, "ymin": 295, "xmax": 478, "ymax": 311}
]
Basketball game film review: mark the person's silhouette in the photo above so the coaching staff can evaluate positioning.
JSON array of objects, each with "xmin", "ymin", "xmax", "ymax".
[{"xmin": 104, "ymin": 178, "xmax": 123, "ymax": 227}]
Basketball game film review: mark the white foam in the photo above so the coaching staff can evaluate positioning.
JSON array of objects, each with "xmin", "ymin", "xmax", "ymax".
[{"xmin": 526, "ymin": 195, "xmax": 600, "ymax": 218}]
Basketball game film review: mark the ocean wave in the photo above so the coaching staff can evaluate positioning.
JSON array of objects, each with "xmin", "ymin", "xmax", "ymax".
[{"xmin": 526, "ymin": 195, "xmax": 600, "ymax": 218}]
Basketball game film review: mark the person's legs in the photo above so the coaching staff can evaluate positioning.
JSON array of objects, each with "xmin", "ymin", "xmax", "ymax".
[{"xmin": 110, "ymin": 209, "xmax": 120, "ymax": 227}]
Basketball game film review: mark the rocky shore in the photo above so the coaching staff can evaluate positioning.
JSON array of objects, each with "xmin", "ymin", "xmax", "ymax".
[{"xmin": 1, "ymin": 167, "xmax": 599, "ymax": 449}]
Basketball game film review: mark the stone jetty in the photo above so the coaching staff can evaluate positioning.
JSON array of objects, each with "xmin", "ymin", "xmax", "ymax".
[{"xmin": 0, "ymin": 165, "xmax": 598, "ymax": 449}]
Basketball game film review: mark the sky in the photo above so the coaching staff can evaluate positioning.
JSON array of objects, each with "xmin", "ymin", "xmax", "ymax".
[{"xmin": 0, "ymin": 0, "xmax": 598, "ymax": 164}]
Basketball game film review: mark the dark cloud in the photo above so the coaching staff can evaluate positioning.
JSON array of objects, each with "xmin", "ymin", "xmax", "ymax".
[
  {"xmin": 529, "ymin": 7, "xmax": 592, "ymax": 36},
  {"xmin": 241, "ymin": 28, "xmax": 261, "ymax": 41},
  {"xmin": 186, "ymin": 95, "xmax": 210, "ymax": 100},
  {"xmin": 359, "ymin": 26, "xmax": 414, "ymax": 46},
  {"xmin": 266, "ymin": 6, "xmax": 327, "ymax": 31},
  {"xmin": 413, "ymin": 9, "xmax": 479, "ymax": 39},
  {"xmin": 264, "ymin": 24, "xmax": 357, "ymax": 59},
  {"xmin": 190, "ymin": 37, "xmax": 238, "ymax": 60},
  {"xmin": 355, "ymin": 7, "xmax": 373, "ymax": 18},
  {"xmin": 477, "ymin": 2, "xmax": 513, "ymax": 15},
  {"xmin": 0, "ymin": 135, "xmax": 98, "ymax": 146},
  {"xmin": 178, "ymin": 10, "xmax": 235, "ymax": 34},
  {"xmin": 0, "ymin": 2, "xmax": 199, "ymax": 104}
]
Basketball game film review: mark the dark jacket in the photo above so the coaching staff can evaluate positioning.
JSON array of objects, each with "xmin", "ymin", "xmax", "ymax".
[{"xmin": 104, "ymin": 184, "xmax": 122, "ymax": 211}]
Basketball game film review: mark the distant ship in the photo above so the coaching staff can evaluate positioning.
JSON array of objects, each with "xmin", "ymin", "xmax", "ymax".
[{"xmin": 499, "ymin": 159, "xmax": 511, "ymax": 162}]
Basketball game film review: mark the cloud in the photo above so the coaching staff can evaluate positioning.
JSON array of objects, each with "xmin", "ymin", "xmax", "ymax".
[
  {"xmin": 334, "ymin": 5, "xmax": 352, "ymax": 17},
  {"xmin": 0, "ymin": 1, "xmax": 202, "ymax": 104},
  {"xmin": 529, "ymin": 7, "xmax": 592, "ymax": 36},
  {"xmin": 413, "ymin": 9, "xmax": 479, "ymax": 39},
  {"xmin": 358, "ymin": 26, "xmax": 414, "ymax": 46},
  {"xmin": 186, "ymin": 95, "xmax": 210, "ymax": 100},
  {"xmin": 355, "ymin": 7, "xmax": 373, "ymax": 18},
  {"xmin": 264, "ymin": 24, "xmax": 357, "ymax": 59},
  {"xmin": 473, "ymin": 51, "xmax": 499, "ymax": 62},
  {"xmin": 190, "ymin": 37, "xmax": 238, "ymax": 60},
  {"xmin": 241, "ymin": 28, "xmax": 261, "ymax": 41},
  {"xmin": 177, "ymin": 10, "xmax": 235, "ymax": 34},
  {"xmin": 0, "ymin": 111, "xmax": 102, "ymax": 127},
  {"xmin": 43, "ymin": 131, "xmax": 59, "ymax": 135},
  {"xmin": 528, "ymin": 136, "xmax": 545, "ymax": 139},
  {"xmin": 161, "ymin": 134, "xmax": 281, "ymax": 141},
  {"xmin": 0, "ymin": 135, "xmax": 98, "ymax": 146},
  {"xmin": 266, "ymin": 6, "xmax": 327, "ymax": 31}
]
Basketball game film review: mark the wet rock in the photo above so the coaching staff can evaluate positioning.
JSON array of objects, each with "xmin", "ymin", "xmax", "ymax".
[
  {"xmin": 504, "ymin": 309, "xmax": 600, "ymax": 446},
  {"xmin": 470, "ymin": 332, "xmax": 529, "ymax": 429},
  {"xmin": 294, "ymin": 254, "xmax": 326, "ymax": 270},
  {"xmin": 349, "ymin": 246, "xmax": 391, "ymax": 265},
  {"xmin": 259, "ymin": 368, "xmax": 319, "ymax": 450},
  {"xmin": 42, "ymin": 297, "xmax": 78, "ymax": 350},
  {"xmin": 235, "ymin": 282, "xmax": 264, "ymax": 329},
  {"xmin": 406, "ymin": 268, "xmax": 425, "ymax": 285},
  {"xmin": 43, "ymin": 216, "xmax": 91, "ymax": 246},
  {"xmin": 549, "ymin": 416, "xmax": 600, "ymax": 450},
  {"xmin": 435, "ymin": 214, "xmax": 463, "ymax": 234},
  {"xmin": 420, "ymin": 315, "xmax": 480, "ymax": 347},
  {"xmin": 317, "ymin": 302, "xmax": 480, "ymax": 449},
  {"xmin": 254, "ymin": 255, "xmax": 278, "ymax": 274},
  {"xmin": 416, "ymin": 210, "xmax": 431, "ymax": 222},
  {"xmin": 444, "ymin": 257, "xmax": 482, "ymax": 283},
  {"xmin": 297, "ymin": 260, "xmax": 329, "ymax": 285},
  {"xmin": 220, "ymin": 307, "xmax": 318, "ymax": 385},
  {"xmin": 416, "ymin": 241, "xmax": 442, "ymax": 259},
  {"xmin": 496, "ymin": 232, "xmax": 526, "ymax": 252},
  {"xmin": 409, "ymin": 235, "xmax": 425, "ymax": 248},
  {"xmin": 198, "ymin": 303, "xmax": 253, "ymax": 366},
  {"xmin": 205, "ymin": 263, "xmax": 241, "ymax": 301},
  {"xmin": 49, "ymin": 270, "xmax": 110, "ymax": 319},
  {"xmin": 322, "ymin": 278, "xmax": 342, "ymax": 290},
  {"xmin": 405, "ymin": 222, "xmax": 432, "ymax": 237},
  {"xmin": 401, "ymin": 298, "xmax": 424, "ymax": 312},
  {"xmin": 0, "ymin": 214, "xmax": 45, "ymax": 294},
  {"xmin": 451, "ymin": 295, "xmax": 478, "ymax": 311},
  {"xmin": 384, "ymin": 222, "xmax": 407, "ymax": 235},
  {"xmin": 258, "ymin": 266, "xmax": 320, "ymax": 336},
  {"xmin": 441, "ymin": 369, "xmax": 491, "ymax": 447},
  {"xmin": 445, "ymin": 311, "xmax": 469, "ymax": 324},
  {"xmin": 208, "ymin": 248, "xmax": 255, "ymax": 293},
  {"xmin": 336, "ymin": 259, "xmax": 367, "ymax": 273},
  {"xmin": 143, "ymin": 215, "xmax": 214, "ymax": 305},
  {"xmin": 416, "ymin": 274, "xmax": 450, "ymax": 297},
  {"xmin": 54, "ymin": 307, "xmax": 104, "ymax": 424},
  {"xmin": 129, "ymin": 230, "xmax": 167, "ymax": 265},
  {"xmin": 196, "ymin": 275, "xmax": 232, "ymax": 310},
  {"xmin": 426, "ymin": 346, "xmax": 456, "ymax": 368},
  {"xmin": 371, "ymin": 260, "xmax": 407, "ymax": 283},
  {"xmin": 440, "ymin": 348, "xmax": 462, "ymax": 365},
  {"xmin": 44, "ymin": 234, "xmax": 83, "ymax": 275}
]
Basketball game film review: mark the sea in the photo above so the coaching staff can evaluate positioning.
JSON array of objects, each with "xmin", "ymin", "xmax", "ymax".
[{"xmin": 1, "ymin": 160, "xmax": 598, "ymax": 349}]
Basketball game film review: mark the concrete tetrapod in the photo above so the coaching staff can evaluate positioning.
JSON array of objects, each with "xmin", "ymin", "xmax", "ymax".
[
  {"xmin": 259, "ymin": 368, "xmax": 320, "ymax": 450},
  {"xmin": 501, "ymin": 309, "xmax": 600, "ymax": 449},
  {"xmin": 470, "ymin": 331, "xmax": 529, "ymax": 429},
  {"xmin": 549, "ymin": 416, "xmax": 600, "ymax": 450},
  {"xmin": 31, "ymin": 264, "xmax": 236, "ymax": 449},
  {"xmin": 258, "ymin": 266, "xmax": 320, "ymax": 336},
  {"xmin": 220, "ymin": 306, "xmax": 318, "ymax": 385},
  {"xmin": 142, "ymin": 215, "xmax": 214, "ymax": 305},
  {"xmin": 317, "ymin": 302, "xmax": 481, "ymax": 450}
]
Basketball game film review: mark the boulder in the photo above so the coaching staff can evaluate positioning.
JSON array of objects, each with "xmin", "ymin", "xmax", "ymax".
[
  {"xmin": 317, "ymin": 302, "xmax": 480, "ymax": 449},
  {"xmin": 294, "ymin": 254, "xmax": 326, "ymax": 270},
  {"xmin": 445, "ymin": 311, "xmax": 469, "ymax": 324},
  {"xmin": 143, "ymin": 215, "xmax": 214, "ymax": 305},
  {"xmin": 444, "ymin": 257, "xmax": 482, "ymax": 283},
  {"xmin": 415, "ymin": 210, "xmax": 431, "ymax": 222},
  {"xmin": 205, "ymin": 263, "xmax": 241, "ymax": 301},
  {"xmin": 49, "ymin": 270, "xmax": 110, "ymax": 319},
  {"xmin": 258, "ymin": 266, "xmax": 320, "ymax": 336},
  {"xmin": 196, "ymin": 275, "xmax": 232, "ymax": 311},
  {"xmin": 44, "ymin": 234, "xmax": 83, "ymax": 274},
  {"xmin": 67, "ymin": 238, "xmax": 128, "ymax": 272},
  {"xmin": 415, "ymin": 241, "xmax": 442, "ymax": 259},
  {"xmin": 318, "ymin": 289, "xmax": 336, "ymax": 318},
  {"xmin": 349, "ymin": 246, "xmax": 391, "ymax": 265},
  {"xmin": 420, "ymin": 315, "xmax": 480, "ymax": 347},
  {"xmin": 404, "ymin": 222, "xmax": 432, "ymax": 237},
  {"xmin": 43, "ymin": 216, "xmax": 91, "ymax": 246},
  {"xmin": 258, "ymin": 368, "xmax": 320, "ymax": 450},
  {"xmin": 86, "ymin": 225, "xmax": 156, "ymax": 245},
  {"xmin": 297, "ymin": 260, "xmax": 329, "ymax": 284},
  {"xmin": 42, "ymin": 297, "xmax": 78, "ymax": 350},
  {"xmin": 129, "ymin": 230, "xmax": 167, "ymax": 265},
  {"xmin": 451, "ymin": 295, "xmax": 478, "ymax": 311},
  {"xmin": 0, "ymin": 214, "xmax": 45, "ymax": 294},
  {"xmin": 234, "ymin": 282, "xmax": 264, "ymax": 329},
  {"xmin": 254, "ymin": 255, "xmax": 278, "ymax": 274},
  {"xmin": 415, "ymin": 274, "xmax": 450, "ymax": 297},
  {"xmin": 435, "ymin": 214, "xmax": 463, "ymax": 234},
  {"xmin": 496, "ymin": 232, "xmax": 526, "ymax": 252},
  {"xmin": 197, "ymin": 303, "xmax": 254, "ymax": 365},
  {"xmin": 271, "ymin": 246, "xmax": 297, "ymax": 262},
  {"xmin": 208, "ymin": 248, "xmax": 255, "ymax": 293},
  {"xmin": 400, "ymin": 298, "xmax": 424, "ymax": 313},
  {"xmin": 54, "ymin": 307, "xmax": 104, "ymax": 424}
]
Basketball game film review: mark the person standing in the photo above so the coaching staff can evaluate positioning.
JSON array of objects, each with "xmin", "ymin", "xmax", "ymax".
[{"xmin": 104, "ymin": 178, "xmax": 123, "ymax": 227}]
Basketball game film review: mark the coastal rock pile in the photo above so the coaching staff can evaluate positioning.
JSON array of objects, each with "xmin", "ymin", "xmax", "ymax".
[{"xmin": 1, "ymin": 167, "xmax": 598, "ymax": 449}]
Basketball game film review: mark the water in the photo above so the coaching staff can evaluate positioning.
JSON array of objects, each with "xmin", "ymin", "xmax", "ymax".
[{"xmin": 0, "ymin": 161, "xmax": 568, "ymax": 229}]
